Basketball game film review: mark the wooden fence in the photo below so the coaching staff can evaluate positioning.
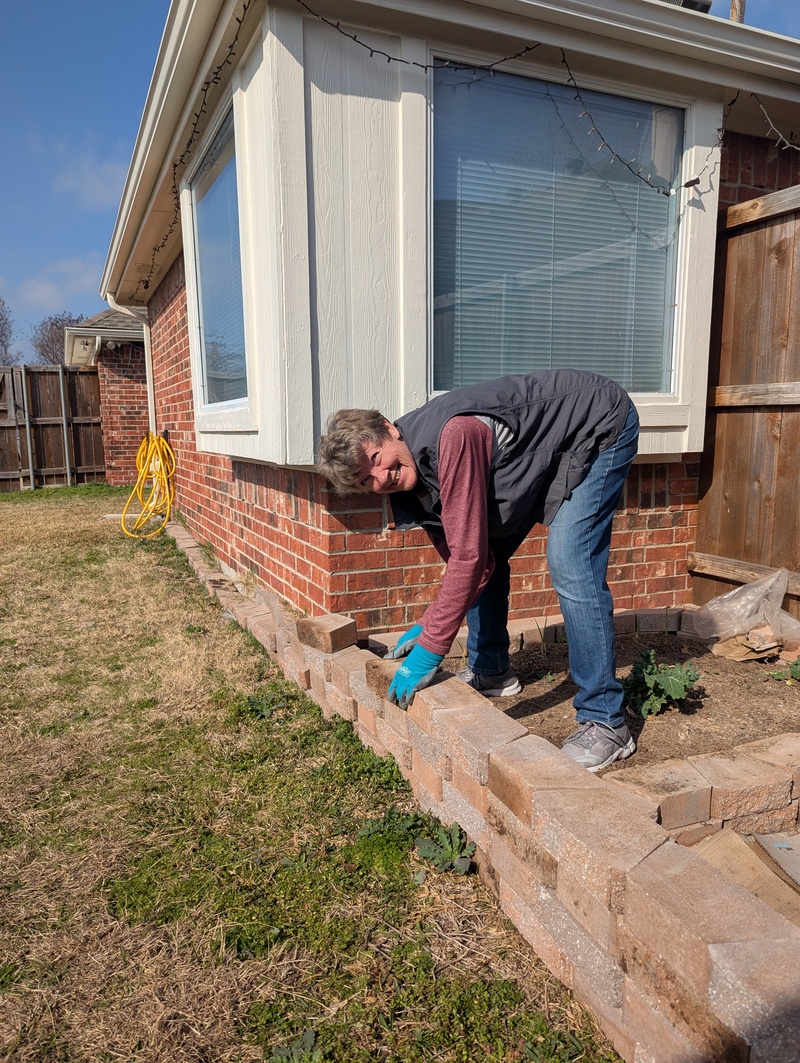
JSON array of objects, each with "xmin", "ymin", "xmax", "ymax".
[
  {"xmin": 0, "ymin": 365, "xmax": 105, "ymax": 492},
  {"xmin": 693, "ymin": 184, "xmax": 800, "ymax": 614}
]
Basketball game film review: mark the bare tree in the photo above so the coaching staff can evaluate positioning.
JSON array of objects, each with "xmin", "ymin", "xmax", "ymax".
[
  {"xmin": 0, "ymin": 296, "xmax": 14, "ymax": 366},
  {"xmin": 29, "ymin": 312, "xmax": 86, "ymax": 366}
]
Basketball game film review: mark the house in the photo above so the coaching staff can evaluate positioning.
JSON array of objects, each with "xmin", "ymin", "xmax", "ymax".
[
  {"xmin": 64, "ymin": 309, "xmax": 150, "ymax": 485},
  {"xmin": 99, "ymin": 0, "xmax": 800, "ymax": 634}
]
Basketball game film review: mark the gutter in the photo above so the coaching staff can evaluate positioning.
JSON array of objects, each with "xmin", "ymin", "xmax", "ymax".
[{"xmin": 105, "ymin": 293, "xmax": 157, "ymax": 435}]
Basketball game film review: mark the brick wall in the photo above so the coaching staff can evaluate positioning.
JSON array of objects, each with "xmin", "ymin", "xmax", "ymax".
[
  {"xmin": 142, "ymin": 132, "xmax": 795, "ymax": 636},
  {"xmin": 96, "ymin": 344, "xmax": 150, "ymax": 486},
  {"xmin": 718, "ymin": 130, "xmax": 800, "ymax": 210}
]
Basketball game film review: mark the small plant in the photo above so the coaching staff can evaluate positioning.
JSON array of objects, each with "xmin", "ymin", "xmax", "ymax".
[
  {"xmin": 622, "ymin": 649, "xmax": 699, "ymax": 718},
  {"xmin": 269, "ymin": 1030, "xmax": 323, "ymax": 1061},
  {"xmin": 415, "ymin": 822, "xmax": 476, "ymax": 875},
  {"xmin": 764, "ymin": 659, "xmax": 800, "ymax": 684}
]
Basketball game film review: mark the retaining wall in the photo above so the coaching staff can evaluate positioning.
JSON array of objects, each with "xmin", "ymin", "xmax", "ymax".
[{"xmin": 169, "ymin": 521, "xmax": 800, "ymax": 1062}]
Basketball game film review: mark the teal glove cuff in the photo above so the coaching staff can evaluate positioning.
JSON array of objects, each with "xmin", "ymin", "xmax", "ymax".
[
  {"xmin": 385, "ymin": 623, "xmax": 424, "ymax": 660},
  {"xmin": 388, "ymin": 644, "xmax": 444, "ymax": 710}
]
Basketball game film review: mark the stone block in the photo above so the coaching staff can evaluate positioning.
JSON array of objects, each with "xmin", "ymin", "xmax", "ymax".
[
  {"xmin": 528, "ymin": 788, "xmax": 667, "ymax": 916},
  {"xmin": 375, "ymin": 716, "xmax": 412, "ymax": 772},
  {"xmin": 410, "ymin": 747, "xmax": 444, "ymax": 803},
  {"xmin": 613, "ymin": 610, "xmax": 638, "ymax": 635},
  {"xmin": 496, "ymin": 879, "xmax": 574, "ymax": 989},
  {"xmin": 434, "ymin": 704, "xmax": 528, "ymax": 785},
  {"xmin": 723, "ymin": 802, "xmax": 798, "ymax": 834},
  {"xmin": 688, "ymin": 751, "xmax": 793, "ymax": 818},
  {"xmin": 622, "ymin": 841, "xmax": 800, "ymax": 1001},
  {"xmin": 295, "ymin": 613, "xmax": 358, "ymax": 654},
  {"xmin": 350, "ymin": 668, "xmax": 385, "ymax": 716},
  {"xmin": 410, "ymin": 776, "xmax": 444, "ymax": 817},
  {"xmin": 380, "ymin": 699, "xmax": 410, "ymax": 740},
  {"xmin": 485, "ymin": 792, "xmax": 558, "ymax": 890},
  {"xmin": 323, "ymin": 681, "xmax": 356, "ymax": 722},
  {"xmin": 635, "ymin": 608, "xmax": 681, "ymax": 633},
  {"xmin": 356, "ymin": 701, "xmax": 378, "ymax": 737},
  {"xmin": 707, "ymin": 938, "xmax": 800, "ymax": 1063},
  {"xmin": 488, "ymin": 734, "xmax": 606, "ymax": 824},
  {"xmin": 450, "ymin": 761, "xmax": 487, "ymax": 815},
  {"xmin": 605, "ymin": 758, "xmax": 712, "ymax": 830},
  {"xmin": 623, "ymin": 981, "xmax": 710, "ymax": 1063},
  {"xmin": 557, "ymin": 862, "xmax": 622, "ymax": 956},
  {"xmin": 308, "ymin": 667, "xmax": 326, "ymax": 706},
  {"xmin": 440, "ymin": 780, "xmax": 489, "ymax": 850},
  {"xmin": 407, "ymin": 718, "xmax": 452, "ymax": 781},
  {"xmin": 365, "ymin": 657, "xmax": 400, "ymax": 701},
  {"xmin": 248, "ymin": 612, "xmax": 278, "ymax": 653},
  {"xmin": 328, "ymin": 648, "xmax": 373, "ymax": 696},
  {"xmin": 409, "ymin": 674, "xmax": 489, "ymax": 736},
  {"xmin": 736, "ymin": 731, "xmax": 800, "ymax": 794},
  {"xmin": 355, "ymin": 722, "xmax": 387, "ymax": 760}
]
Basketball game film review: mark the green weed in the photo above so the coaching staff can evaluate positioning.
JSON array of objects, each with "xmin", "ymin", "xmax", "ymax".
[
  {"xmin": 622, "ymin": 649, "xmax": 699, "ymax": 718},
  {"xmin": 764, "ymin": 659, "xmax": 800, "ymax": 684}
]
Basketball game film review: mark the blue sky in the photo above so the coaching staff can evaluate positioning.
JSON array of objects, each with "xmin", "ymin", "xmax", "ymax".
[{"xmin": 0, "ymin": 0, "xmax": 798, "ymax": 360}]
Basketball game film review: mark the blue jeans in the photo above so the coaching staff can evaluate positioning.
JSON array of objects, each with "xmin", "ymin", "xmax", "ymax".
[{"xmin": 466, "ymin": 402, "xmax": 639, "ymax": 728}]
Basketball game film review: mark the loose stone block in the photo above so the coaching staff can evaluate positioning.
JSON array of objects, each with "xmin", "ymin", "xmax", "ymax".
[
  {"xmin": 723, "ymin": 802, "xmax": 798, "ymax": 834},
  {"xmin": 735, "ymin": 731, "xmax": 800, "ymax": 794},
  {"xmin": 488, "ymin": 735, "xmax": 607, "ymax": 825},
  {"xmin": 605, "ymin": 758, "xmax": 711, "ymax": 830},
  {"xmin": 623, "ymin": 840, "xmax": 800, "ymax": 1000},
  {"xmin": 688, "ymin": 751, "xmax": 793, "ymax": 819},
  {"xmin": 295, "ymin": 613, "xmax": 358, "ymax": 654},
  {"xmin": 707, "ymin": 938, "xmax": 800, "ymax": 1063}
]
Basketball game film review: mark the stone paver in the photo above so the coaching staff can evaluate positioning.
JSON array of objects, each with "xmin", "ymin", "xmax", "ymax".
[
  {"xmin": 688, "ymin": 751, "xmax": 793, "ymax": 819},
  {"xmin": 605, "ymin": 757, "xmax": 711, "ymax": 829},
  {"xmin": 296, "ymin": 612, "xmax": 358, "ymax": 653}
]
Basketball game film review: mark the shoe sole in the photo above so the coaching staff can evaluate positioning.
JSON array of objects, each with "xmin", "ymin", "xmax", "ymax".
[
  {"xmin": 476, "ymin": 679, "xmax": 522, "ymax": 697},
  {"xmin": 586, "ymin": 736, "xmax": 636, "ymax": 773}
]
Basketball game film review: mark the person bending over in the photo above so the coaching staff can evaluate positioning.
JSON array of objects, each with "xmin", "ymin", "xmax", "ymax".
[{"xmin": 316, "ymin": 369, "xmax": 639, "ymax": 772}]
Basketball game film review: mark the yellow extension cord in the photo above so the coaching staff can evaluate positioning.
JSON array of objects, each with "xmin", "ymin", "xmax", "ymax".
[{"xmin": 121, "ymin": 433, "xmax": 176, "ymax": 539}]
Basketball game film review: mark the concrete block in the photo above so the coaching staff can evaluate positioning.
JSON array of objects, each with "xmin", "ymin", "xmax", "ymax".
[
  {"xmin": 487, "ymin": 832, "xmax": 549, "ymax": 903},
  {"xmin": 410, "ymin": 747, "xmax": 444, "ymax": 803},
  {"xmin": 450, "ymin": 761, "xmax": 487, "ymax": 815},
  {"xmin": 635, "ymin": 608, "xmax": 681, "ymax": 633},
  {"xmin": 528, "ymin": 788, "xmax": 667, "ymax": 917},
  {"xmin": 309, "ymin": 667, "xmax": 326, "ymax": 706},
  {"xmin": 407, "ymin": 718, "xmax": 452, "ymax": 781},
  {"xmin": 707, "ymin": 938, "xmax": 800, "ymax": 1063},
  {"xmin": 380, "ymin": 699, "xmax": 410, "ymax": 740},
  {"xmin": 485, "ymin": 792, "xmax": 558, "ymax": 890},
  {"xmin": 440, "ymin": 780, "xmax": 489, "ymax": 850},
  {"xmin": 410, "ymin": 776, "xmax": 444, "ymax": 817},
  {"xmin": 723, "ymin": 802, "xmax": 798, "ymax": 834},
  {"xmin": 409, "ymin": 674, "xmax": 489, "ymax": 737},
  {"xmin": 505, "ymin": 618, "xmax": 526, "ymax": 653},
  {"xmin": 248, "ymin": 612, "xmax": 278, "ymax": 653},
  {"xmin": 496, "ymin": 879, "xmax": 574, "ymax": 989},
  {"xmin": 323, "ymin": 681, "xmax": 356, "ymax": 722},
  {"xmin": 688, "ymin": 751, "xmax": 793, "ymax": 818},
  {"xmin": 295, "ymin": 613, "xmax": 358, "ymax": 654},
  {"xmin": 488, "ymin": 734, "xmax": 606, "ymax": 825},
  {"xmin": 350, "ymin": 668, "xmax": 385, "ymax": 716},
  {"xmin": 605, "ymin": 758, "xmax": 712, "ymax": 830},
  {"xmin": 613, "ymin": 610, "xmax": 638, "ymax": 635},
  {"xmin": 623, "ymin": 981, "xmax": 710, "ymax": 1063},
  {"xmin": 669, "ymin": 819, "xmax": 723, "ymax": 846},
  {"xmin": 328, "ymin": 648, "xmax": 373, "ymax": 696},
  {"xmin": 623, "ymin": 841, "xmax": 800, "ymax": 1000},
  {"xmin": 375, "ymin": 715, "xmax": 412, "ymax": 772},
  {"xmin": 356, "ymin": 701, "xmax": 378, "ymax": 737},
  {"xmin": 355, "ymin": 722, "xmax": 387, "ymax": 760},
  {"xmin": 735, "ymin": 731, "xmax": 800, "ymax": 794},
  {"xmin": 434, "ymin": 704, "xmax": 528, "ymax": 785},
  {"xmin": 365, "ymin": 657, "xmax": 400, "ymax": 701},
  {"xmin": 557, "ymin": 862, "xmax": 621, "ymax": 956}
]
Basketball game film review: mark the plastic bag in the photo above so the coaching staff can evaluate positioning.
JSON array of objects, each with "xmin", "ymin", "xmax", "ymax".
[{"xmin": 692, "ymin": 568, "xmax": 794, "ymax": 641}]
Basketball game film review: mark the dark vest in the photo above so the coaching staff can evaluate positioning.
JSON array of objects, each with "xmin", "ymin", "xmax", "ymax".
[{"xmin": 389, "ymin": 370, "xmax": 631, "ymax": 539}]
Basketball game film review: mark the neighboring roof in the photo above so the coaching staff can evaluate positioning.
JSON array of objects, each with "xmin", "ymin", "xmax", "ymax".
[
  {"xmin": 101, "ymin": 0, "xmax": 800, "ymax": 306},
  {"xmin": 64, "ymin": 308, "xmax": 144, "ymax": 367}
]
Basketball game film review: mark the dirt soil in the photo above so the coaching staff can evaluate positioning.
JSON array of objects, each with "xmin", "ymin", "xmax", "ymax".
[{"xmin": 446, "ymin": 631, "xmax": 800, "ymax": 774}]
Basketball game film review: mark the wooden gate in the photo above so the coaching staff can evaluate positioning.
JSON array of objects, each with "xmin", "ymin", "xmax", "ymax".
[
  {"xmin": 692, "ymin": 186, "xmax": 800, "ymax": 615},
  {"xmin": 0, "ymin": 365, "xmax": 105, "ymax": 492}
]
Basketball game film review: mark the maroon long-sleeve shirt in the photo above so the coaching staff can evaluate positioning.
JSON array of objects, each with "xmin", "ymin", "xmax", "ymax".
[{"xmin": 416, "ymin": 416, "xmax": 497, "ymax": 657}]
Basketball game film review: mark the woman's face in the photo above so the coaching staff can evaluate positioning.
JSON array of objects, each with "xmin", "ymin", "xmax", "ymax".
[{"xmin": 358, "ymin": 422, "xmax": 418, "ymax": 493}]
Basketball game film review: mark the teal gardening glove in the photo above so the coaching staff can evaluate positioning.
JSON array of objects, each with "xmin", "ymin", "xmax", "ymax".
[
  {"xmin": 385, "ymin": 623, "xmax": 424, "ymax": 660},
  {"xmin": 388, "ymin": 643, "xmax": 443, "ymax": 710}
]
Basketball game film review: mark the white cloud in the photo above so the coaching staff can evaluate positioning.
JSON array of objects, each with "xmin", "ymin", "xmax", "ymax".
[
  {"xmin": 52, "ymin": 154, "xmax": 129, "ymax": 212},
  {"xmin": 17, "ymin": 254, "xmax": 105, "ymax": 315}
]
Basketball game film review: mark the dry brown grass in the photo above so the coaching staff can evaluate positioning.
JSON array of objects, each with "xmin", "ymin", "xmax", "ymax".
[{"xmin": 0, "ymin": 487, "xmax": 617, "ymax": 1062}]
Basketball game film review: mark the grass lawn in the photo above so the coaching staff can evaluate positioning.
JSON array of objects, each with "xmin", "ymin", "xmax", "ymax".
[{"xmin": 0, "ymin": 485, "xmax": 620, "ymax": 1062}]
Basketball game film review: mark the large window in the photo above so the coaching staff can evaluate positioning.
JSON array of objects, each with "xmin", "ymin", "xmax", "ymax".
[
  {"xmin": 190, "ymin": 110, "xmax": 247, "ymax": 405},
  {"xmin": 433, "ymin": 64, "xmax": 684, "ymax": 393}
]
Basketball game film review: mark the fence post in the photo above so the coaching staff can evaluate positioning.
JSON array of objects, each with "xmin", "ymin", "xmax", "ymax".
[
  {"xmin": 20, "ymin": 366, "xmax": 35, "ymax": 490},
  {"xmin": 58, "ymin": 364, "xmax": 73, "ymax": 487}
]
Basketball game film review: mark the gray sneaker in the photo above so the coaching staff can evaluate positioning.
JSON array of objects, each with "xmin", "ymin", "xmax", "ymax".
[
  {"xmin": 457, "ymin": 666, "xmax": 522, "ymax": 697},
  {"xmin": 560, "ymin": 721, "xmax": 636, "ymax": 772}
]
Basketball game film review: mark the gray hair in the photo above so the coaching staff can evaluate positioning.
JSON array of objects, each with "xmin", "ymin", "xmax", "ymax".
[{"xmin": 316, "ymin": 408, "xmax": 392, "ymax": 494}]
